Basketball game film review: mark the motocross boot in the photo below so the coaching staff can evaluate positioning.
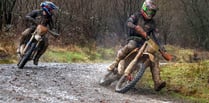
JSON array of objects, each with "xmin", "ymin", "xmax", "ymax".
[
  {"xmin": 33, "ymin": 38, "xmax": 48, "ymax": 65},
  {"xmin": 107, "ymin": 58, "xmax": 120, "ymax": 71},
  {"xmin": 100, "ymin": 40, "xmax": 137, "ymax": 86},
  {"xmin": 99, "ymin": 58, "xmax": 121, "ymax": 86},
  {"xmin": 150, "ymin": 60, "xmax": 166, "ymax": 91},
  {"xmin": 107, "ymin": 39, "xmax": 138, "ymax": 71},
  {"xmin": 107, "ymin": 41, "xmax": 135, "ymax": 71},
  {"xmin": 33, "ymin": 51, "xmax": 42, "ymax": 65},
  {"xmin": 33, "ymin": 51, "xmax": 43, "ymax": 65},
  {"xmin": 99, "ymin": 69, "xmax": 121, "ymax": 86},
  {"xmin": 33, "ymin": 58, "xmax": 39, "ymax": 65}
]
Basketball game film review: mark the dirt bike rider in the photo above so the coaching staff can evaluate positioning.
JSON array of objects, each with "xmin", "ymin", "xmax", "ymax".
[
  {"xmin": 100, "ymin": 0, "xmax": 166, "ymax": 91},
  {"xmin": 17, "ymin": 1, "xmax": 59, "ymax": 65}
]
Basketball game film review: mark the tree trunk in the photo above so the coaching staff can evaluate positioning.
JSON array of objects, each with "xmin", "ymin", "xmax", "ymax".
[{"xmin": 0, "ymin": 0, "xmax": 3, "ymax": 31}]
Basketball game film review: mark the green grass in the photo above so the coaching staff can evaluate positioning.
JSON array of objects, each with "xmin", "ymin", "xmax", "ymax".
[
  {"xmin": 0, "ymin": 45, "xmax": 115, "ymax": 63},
  {"xmin": 135, "ymin": 45, "xmax": 209, "ymax": 102},
  {"xmin": 0, "ymin": 58, "xmax": 15, "ymax": 64},
  {"xmin": 40, "ymin": 46, "xmax": 115, "ymax": 63},
  {"xmin": 42, "ymin": 49, "xmax": 90, "ymax": 63},
  {"xmin": 138, "ymin": 61, "xmax": 209, "ymax": 102},
  {"xmin": 165, "ymin": 62, "xmax": 208, "ymax": 99}
]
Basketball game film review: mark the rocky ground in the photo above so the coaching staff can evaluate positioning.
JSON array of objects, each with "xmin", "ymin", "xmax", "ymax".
[{"xmin": 0, "ymin": 63, "xmax": 188, "ymax": 103}]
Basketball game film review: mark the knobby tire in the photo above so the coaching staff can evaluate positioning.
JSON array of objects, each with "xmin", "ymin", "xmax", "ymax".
[
  {"xmin": 18, "ymin": 43, "xmax": 36, "ymax": 69},
  {"xmin": 115, "ymin": 63, "xmax": 146, "ymax": 93}
]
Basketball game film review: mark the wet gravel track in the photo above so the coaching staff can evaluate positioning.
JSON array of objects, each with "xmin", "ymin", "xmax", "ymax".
[{"xmin": 0, "ymin": 63, "xmax": 185, "ymax": 103}]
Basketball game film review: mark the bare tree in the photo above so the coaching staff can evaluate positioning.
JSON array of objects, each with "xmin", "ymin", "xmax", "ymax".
[
  {"xmin": 179, "ymin": 0, "xmax": 209, "ymax": 49},
  {"xmin": 0, "ymin": 0, "xmax": 3, "ymax": 31},
  {"xmin": 1, "ymin": 0, "xmax": 209, "ymax": 50},
  {"xmin": 0, "ymin": 0, "xmax": 16, "ymax": 32}
]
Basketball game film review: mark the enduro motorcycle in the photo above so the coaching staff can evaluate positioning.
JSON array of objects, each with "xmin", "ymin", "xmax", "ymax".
[
  {"xmin": 114, "ymin": 36, "xmax": 172, "ymax": 93},
  {"xmin": 17, "ymin": 24, "xmax": 59, "ymax": 69}
]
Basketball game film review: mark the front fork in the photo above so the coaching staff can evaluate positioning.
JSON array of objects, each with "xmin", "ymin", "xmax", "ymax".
[
  {"xmin": 124, "ymin": 43, "xmax": 148, "ymax": 76},
  {"xmin": 31, "ymin": 41, "xmax": 41, "ymax": 60},
  {"xmin": 21, "ymin": 33, "xmax": 41, "ymax": 59}
]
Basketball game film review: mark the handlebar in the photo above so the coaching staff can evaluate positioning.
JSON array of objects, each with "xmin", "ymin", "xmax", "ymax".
[
  {"xmin": 159, "ymin": 49, "xmax": 173, "ymax": 61},
  {"xmin": 48, "ymin": 29, "xmax": 60, "ymax": 38}
]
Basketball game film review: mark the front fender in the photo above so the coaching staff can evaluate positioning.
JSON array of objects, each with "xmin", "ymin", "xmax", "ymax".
[{"xmin": 143, "ymin": 53, "xmax": 155, "ymax": 62}]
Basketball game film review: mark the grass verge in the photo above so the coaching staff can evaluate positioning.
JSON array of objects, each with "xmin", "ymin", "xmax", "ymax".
[
  {"xmin": 137, "ymin": 45, "xmax": 209, "ymax": 102},
  {"xmin": 0, "ymin": 44, "xmax": 209, "ymax": 102}
]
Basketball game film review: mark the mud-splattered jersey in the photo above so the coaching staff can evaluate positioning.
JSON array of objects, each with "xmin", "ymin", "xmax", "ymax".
[
  {"xmin": 25, "ymin": 9, "xmax": 53, "ymax": 29},
  {"xmin": 127, "ymin": 12, "xmax": 156, "ymax": 37}
]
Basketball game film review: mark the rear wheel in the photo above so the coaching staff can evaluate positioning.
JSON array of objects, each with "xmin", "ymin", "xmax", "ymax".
[
  {"xmin": 17, "ymin": 43, "xmax": 36, "ymax": 69},
  {"xmin": 115, "ymin": 63, "xmax": 146, "ymax": 93}
]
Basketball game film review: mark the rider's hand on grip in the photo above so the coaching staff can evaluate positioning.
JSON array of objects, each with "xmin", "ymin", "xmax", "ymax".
[
  {"xmin": 53, "ymin": 33, "xmax": 60, "ymax": 38},
  {"xmin": 135, "ymin": 25, "xmax": 147, "ymax": 39},
  {"xmin": 48, "ymin": 29, "xmax": 60, "ymax": 38},
  {"xmin": 160, "ymin": 50, "xmax": 172, "ymax": 61},
  {"xmin": 54, "ymin": 34, "xmax": 59, "ymax": 38}
]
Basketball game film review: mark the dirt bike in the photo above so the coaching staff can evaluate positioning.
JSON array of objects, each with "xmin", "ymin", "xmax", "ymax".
[
  {"xmin": 114, "ymin": 36, "xmax": 172, "ymax": 93},
  {"xmin": 17, "ymin": 24, "xmax": 59, "ymax": 69}
]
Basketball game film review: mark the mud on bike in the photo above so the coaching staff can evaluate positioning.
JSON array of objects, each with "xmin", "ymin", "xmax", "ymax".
[{"xmin": 17, "ymin": 25, "xmax": 59, "ymax": 69}]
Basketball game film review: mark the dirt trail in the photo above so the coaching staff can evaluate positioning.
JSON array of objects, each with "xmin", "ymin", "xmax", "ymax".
[{"xmin": 0, "ymin": 63, "xmax": 185, "ymax": 103}]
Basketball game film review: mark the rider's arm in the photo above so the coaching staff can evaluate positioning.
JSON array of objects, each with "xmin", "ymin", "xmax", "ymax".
[
  {"xmin": 127, "ymin": 13, "xmax": 147, "ymax": 38},
  {"xmin": 151, "ymin": 29, "xmax": 160, "ymax": 44},
  {"xmin": 48, "ymin": 16, "xmax": 54, "ymax": 30},
  {"xmin": 47, "ymin": 16, "xmax": 59, "ymax": 38},
  {"xmin": 25, "ymin": 10, "xmax": 39, "ymax": 25},
  {"xmin": 152, "ymin": 29, "xmax": 172, "ymax": 61},
  {"xmin": 127, "ymin": 14, "xmax": 137, "ymax": 29},
  {"xmin": 152, "ymin": 29, "xmax": 166, "ymax": 52}
]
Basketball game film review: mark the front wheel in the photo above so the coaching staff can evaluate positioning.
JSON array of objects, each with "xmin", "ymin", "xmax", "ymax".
[
  {"xmin": 115, "ymin": 63, "xmax": 146, "ymax": 93},
  {"xmin": 17, "ymin": 43, "xmax": 36, "ymax": 69}
]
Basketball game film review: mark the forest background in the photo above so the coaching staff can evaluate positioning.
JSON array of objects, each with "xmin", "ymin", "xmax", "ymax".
[{"xmin": 1, "ymin": 0, "xmax": 209, "ymax": 50}]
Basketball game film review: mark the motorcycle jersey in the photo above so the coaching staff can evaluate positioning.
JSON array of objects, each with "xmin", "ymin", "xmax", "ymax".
[
  {"xmin": 25, "ymin": 9, "xmax": 54, "ymax": 29},
  {"xmin": 127, "ymin": 12, "xmax": 156, "ymax": 38}
]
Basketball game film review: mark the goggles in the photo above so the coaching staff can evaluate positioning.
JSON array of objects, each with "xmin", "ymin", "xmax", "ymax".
[{"xmin": 142, "ymin": 3, "xmax": 157, "ymax": 17}]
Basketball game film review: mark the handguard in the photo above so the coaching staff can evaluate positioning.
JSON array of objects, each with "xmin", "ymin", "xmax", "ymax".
[
  {"xmin": 159, "ymin": 50, "xmax": 172, "ymax": 61},
  {"xmin": 48, "ymin": 30, "xmax": 60, "ymax": 38}
]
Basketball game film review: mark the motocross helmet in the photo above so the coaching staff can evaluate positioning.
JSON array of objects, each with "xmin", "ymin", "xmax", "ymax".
[
  {"xmin": 141, "ymin": 0, "xmax": 158, "ymax": 19},
  {"xmin": 40, "ymin": 1, "xmax": 59, "ymax": 16}
]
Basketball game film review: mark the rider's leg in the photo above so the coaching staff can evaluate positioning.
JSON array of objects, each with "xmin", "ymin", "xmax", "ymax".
[
  {"xmin": 107, "ymin": 40, "xmax": 138, "ymax": 72},
  {"xmin": 150, "ymin": 58, "xmax": 166, "ymax": 91},
  {"xmin": 99, "ymin": 40, "xmax": 138, "ymax": 86},
  {"xmin": 33, "ymin": 37, "xmax": 49, "ymax": 65},
  {"xmin": 17, "ymin": 28, "xmax": 34, "ymax": 54}
]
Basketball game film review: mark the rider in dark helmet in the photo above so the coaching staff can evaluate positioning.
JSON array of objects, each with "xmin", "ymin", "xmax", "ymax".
[
  {"xmin": 17, "ymin": 1, "xmax": 59, "ymax": 65},
  {"xmin": 100, "ymin": 0, "xmax": 166, "ymax": 91}
]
